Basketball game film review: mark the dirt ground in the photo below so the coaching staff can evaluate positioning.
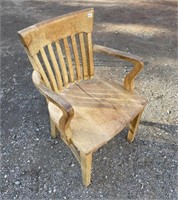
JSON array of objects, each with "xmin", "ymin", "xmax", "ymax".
[{"xmin": 1, "ymin": 0, "xmax": 178, "ymax": 199}]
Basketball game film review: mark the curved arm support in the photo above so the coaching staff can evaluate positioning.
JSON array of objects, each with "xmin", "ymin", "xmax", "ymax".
[
  {"xmin": 93, "ymin": 45, "xmax": 144, "ymax": 92},
  {"xmin": 32, "ymin": 70, "xmax": 74, "ymax": 142}
]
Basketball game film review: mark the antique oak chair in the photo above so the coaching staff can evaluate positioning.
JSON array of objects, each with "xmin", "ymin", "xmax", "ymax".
[{"xmin": 18, "ymin": 8, "xmax": 146, "ymax": 186}]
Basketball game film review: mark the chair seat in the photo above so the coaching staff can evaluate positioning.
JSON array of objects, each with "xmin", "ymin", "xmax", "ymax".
[{"xmin": 61, "ymin": 78, "xmax": 146, "ymax": 154}]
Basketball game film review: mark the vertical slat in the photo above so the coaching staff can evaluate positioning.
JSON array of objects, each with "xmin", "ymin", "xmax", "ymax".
[
  {"xmin": 47, "ymin": 43, "xmax": 63, "ymax": 91},
  {"xmin": 79, "ymin": 33, "xmax": 89, "ymax": 80},
  {"xmin": 63, "ymin": 38, "xmax": 75, "ymax": 83},
  {"xmin": 87, "ymin": 33, "xmax": 94, "ymax": 78},
  {"xmin": 71, "ymin": 34, "xmax": 82, "ymax": 80},
  {"xmin": 40, "ymin": 48, "xmax": 59, "ymax": 93},
  {"xmin": 55, "ymin": 41, "xmax": 69, "ymax": 87},
  {"xmin": 33, "ymin": 55, "xmax": 51, "ymax": 89}
]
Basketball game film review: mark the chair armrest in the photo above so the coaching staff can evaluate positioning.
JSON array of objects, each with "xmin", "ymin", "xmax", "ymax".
[
  {"xmin": 93, "ymin": 44, "xmax": 144, "ymax": 92},
  {"xmin": 32, "ymin": 70, "xmax": 74, "ymax": 119}
]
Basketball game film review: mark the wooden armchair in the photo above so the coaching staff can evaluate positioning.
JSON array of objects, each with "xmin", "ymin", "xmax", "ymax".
[{"xmin": 18, "ymin": 8, "xmax": 146, "ymax": 186}]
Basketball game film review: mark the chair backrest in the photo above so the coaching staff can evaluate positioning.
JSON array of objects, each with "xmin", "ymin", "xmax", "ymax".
[{"xmin": 18, "ymin": 8, "xmax": 94, "ymax": 93}]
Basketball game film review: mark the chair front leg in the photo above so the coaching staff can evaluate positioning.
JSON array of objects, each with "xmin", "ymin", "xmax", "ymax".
[
  {"xmin": 127, "ymin": 109, "xmax": 144, "ymax": 143},
  {"xmin": 50, "ymin": 117, "xmax": 58, "ymax": 138},
  {"xmin": 80, "ymin": 152, "xmax": 92, "ymax": 187}
]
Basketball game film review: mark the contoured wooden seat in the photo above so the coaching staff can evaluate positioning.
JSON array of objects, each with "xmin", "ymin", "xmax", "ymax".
[{"xmin": 18, "ymin": 8, "xmax": 146, "ymax": 186}]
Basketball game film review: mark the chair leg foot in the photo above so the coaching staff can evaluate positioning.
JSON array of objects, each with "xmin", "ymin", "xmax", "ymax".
[
  {"xmin": 50, "ymin": 118, "xmax": 57, "ymax": 138},
  {"xmin": 127, "ymin": 109, "xmax": 143, "ymax": 143},
  {"xmin": 80, "ymin": 152, "xmax": 92, "ymax": 187}
]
